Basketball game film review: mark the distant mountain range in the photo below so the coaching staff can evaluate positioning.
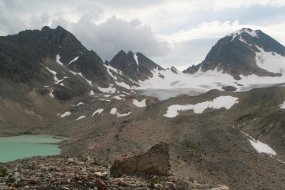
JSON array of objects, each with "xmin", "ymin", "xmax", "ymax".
[{"xmin": 1, "ymin": 26, "xmax": 285, "ymax": 98}]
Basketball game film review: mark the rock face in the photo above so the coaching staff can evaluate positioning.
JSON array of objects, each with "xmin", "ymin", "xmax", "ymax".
[
  {"xmin": 110, "ymin": 142, "xmax": 170, "ymax": 177},
  {"xmin": 109, "ymin": 50, "xmax": 164, "ymax": 81},
  {"xmin": 184, "ymin": 28, "xmax": 285, "ymax": 79}
]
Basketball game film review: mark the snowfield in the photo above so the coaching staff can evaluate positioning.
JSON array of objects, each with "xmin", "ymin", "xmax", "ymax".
[
  {"xmin": 136, "ymin": 45, "xmax": 285, "ymax": 99},
  {"xmin": 164, "ymin": 96, "xmax": 238, "ymax": 118},
  {"xmin": 133, "ymin": 99, "xmax": 146, "ymax": 107}
]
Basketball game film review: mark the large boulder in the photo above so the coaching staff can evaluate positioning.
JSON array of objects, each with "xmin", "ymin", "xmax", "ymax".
[{"xmin": 110, "ymin": 142, "xmax": 170, "ymax": 177}]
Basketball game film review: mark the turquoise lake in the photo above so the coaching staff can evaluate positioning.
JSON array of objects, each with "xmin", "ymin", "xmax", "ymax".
[{"xmin": 0, "ymin": 135, "xmax": 65, "ymax": 163}]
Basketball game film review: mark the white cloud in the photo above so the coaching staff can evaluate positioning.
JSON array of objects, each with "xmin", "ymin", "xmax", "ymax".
[
  {"xmin": 153, "ymin": 38, "xmax": 218, "ymax": 70},
  {"xmin": 71, "ymin": 16, "xmax": 170, "ymax": 61}
]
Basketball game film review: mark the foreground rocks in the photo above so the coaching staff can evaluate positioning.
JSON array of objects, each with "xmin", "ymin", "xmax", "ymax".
[
  {"xmin": 0, "ymin": 155, "xmax": 229, "ymax": 190},
  {"xmin": 110, "ymin": 142, "xmax": 170, "ymax": 177}
]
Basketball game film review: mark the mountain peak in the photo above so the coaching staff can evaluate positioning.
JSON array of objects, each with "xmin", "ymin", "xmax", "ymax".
[
  {"xmin": 228, "ymin": 28, "xmax": 259, "ymax": 41},
  {"xmin": 41, "ymin": 25, "xmax": 51, "ymax": 31},
  {"xmin": 184, "ymin": 28, "xmax": 285, "ymax": 79},
  {"xmin": 110, "ymin": 50, "xmax": 163, "ymax": 81}
]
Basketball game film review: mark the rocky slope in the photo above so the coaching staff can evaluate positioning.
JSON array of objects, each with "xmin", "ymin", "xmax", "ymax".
[
  {"xmin": 44, "ymin": 86, "xmax": 284, "ymax": 190},
  {"xmin": 0, "ymin": 150, "xmax": 229, "ymax": 190}
]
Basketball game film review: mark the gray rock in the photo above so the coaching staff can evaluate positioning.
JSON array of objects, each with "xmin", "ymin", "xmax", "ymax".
[{"xmin": 110, "ymin": 142, "xmax": 170, "ymax": 177}]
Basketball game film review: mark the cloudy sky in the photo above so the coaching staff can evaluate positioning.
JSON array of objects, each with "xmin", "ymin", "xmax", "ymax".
[{"xmin": 1, "ymin": 0, "xmax": 285, "ymax": 70}]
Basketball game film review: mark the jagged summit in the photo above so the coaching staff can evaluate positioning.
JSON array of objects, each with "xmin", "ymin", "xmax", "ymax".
[
  {"xmin": 184, "ymin": 28, "xmax": 285, "ymax": 79},
  {"xmin": 228, "ymin": 28, "xmax": 259, "ymax": 40}
]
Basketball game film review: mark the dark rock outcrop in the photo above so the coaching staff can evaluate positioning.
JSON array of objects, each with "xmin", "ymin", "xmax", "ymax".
[{"xmin": 110, "ymin": 142, "xmax": 170, "ymax": 177}]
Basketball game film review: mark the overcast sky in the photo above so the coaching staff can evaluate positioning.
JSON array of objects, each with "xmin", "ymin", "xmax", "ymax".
[{"xmin": 1, "ymin": 0, "xmax": 285, "ymax": 70}]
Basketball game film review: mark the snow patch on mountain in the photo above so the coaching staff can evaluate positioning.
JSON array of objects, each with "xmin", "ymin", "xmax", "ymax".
[
  {"xmin": 60, "ymin": 111, "xmax": 71, "ymax": 118},
  {"xmin": 92, "ymin": 109, "xmax": 104, "ymax": 117},
  {"xmin": 76, "ymin": 115, "xmax": 86, "ymax": 120},
  {"xmin": 114, "ymin": 95, "xmax": 124, "ymax": 100},
  {"xmin": 110, "ymin": 108, "xmax": 117, "ymax": 115},
  {"xmin": 49, "ymin": 90, "xmax": 54, "ymax": 98},
  {"xmin": 133, "ymin": 99, "xmax": 146, "ymax": 107},
  {"xmin": 76, "ymin": 102, "xmax": 84, "ymax": 106},
  {"xmin": 255, "ymin": 46, "xmax": 285, "ymax": 74},
  {"xmin": 46, "ymin": 67, "xmax": 64, "ymax": 84},
  {"xmin": 104, "ymin": 65, "xmax": 123, "ymax": 80},
  {"xmin": 280, "ymin": 101, "xmax": 285, "ymax": 109},
  {"xmin": 98, "ymin": 85, "xmax": 116, "ymax": 94},
  {"xmin": 68, "ymin": 56, "xmax": 79, "ymax": 65},
  {"xmin": 56, "ymin": 54, "xmax": 64, "ymax": 65},
  {"xmin": 115, "ymin": 81, "xmax": 131, "ymax": 89},
  {"xmin": 249, "ymin": 139, "xmax": 276, "ymax": 155},
  {"xmin": 134, "ymin": 53, "xmax": 139, "ymax": 71},
  {"xmin": 134, "ymin": 53, "xmax": 139, "ymax": 66},
  {"xmin": 110, "ymin": 108, "xmax": 131, "ymax": 117},
  {"xmin": 90, "ymin": 90, "xmax": 95, "ymax": 96},
  {"xmin": 117, "ymin": 112, "xmax": 131, "ymax": 117},
  {"xmin": 68, "ymin": 70, "xmax": 92, "ymax": 86},
  {"xmin": 241, "ymin": 131, "xmax": 276, "ymax": 156},
  {"xmin": 77, "ymin": 72, "xmax": 92, "ymax": 86},
  {"xmin": 164, "ymin": 96, "xmax": 238, "ymax": 118}
]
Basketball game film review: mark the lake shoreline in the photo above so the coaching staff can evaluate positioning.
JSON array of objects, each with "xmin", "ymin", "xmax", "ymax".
[{"xmin": 0, "ymin": 134, "xmax": 69, "ymax": 163}]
